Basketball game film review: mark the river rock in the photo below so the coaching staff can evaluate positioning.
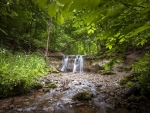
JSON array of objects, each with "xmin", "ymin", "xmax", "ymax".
[
  {"xmin": 72, "ymin": 80, "xmax": 80, "ymax": 85},
  {"xmin": 109, "ymin": 91, "xmax": 115, "ymax": 97},
  {"xmin": 105, "ymin": 97, "xmax": 119, "ymax": 107},
  {"xmin": 47, "ymin": 106, "xmax": 54, "ymax": 113}
]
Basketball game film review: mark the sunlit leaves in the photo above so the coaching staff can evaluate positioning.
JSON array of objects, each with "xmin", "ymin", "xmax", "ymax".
[
  {"xmin": 128, "ymin": 24, "xmax": 150, "ymax": 38},
  {"xmin": 57, "ymin": 0, "xmax": 72, "ymax": 4},
  {"xmin": 56, "ymin": 11, "xmax": 64, "ymax": 25},
  {"xmin": 62, "ymin": 1, "xmax": 72, "ymax": 11},
  {"xmin": 70, "ymin": 0, "xmax": 88, "ymax": 11},
  {"xmin": 88, "ymin": 0, "xmax": 100, "ymax": 10},
  {"xmin": 36, "ymin": 0, "xmax": 48, "ymax": 7},
  {"xmin": 87, "ymin": 23, "xmax": 96, "ymax": 34},
  {"xmin": 0, "ymin": 52, "xmax": 50, "ymax": 97},
  {"xmin": 48, "ymin": 1, "xmax": 57, "ymax": 18}
]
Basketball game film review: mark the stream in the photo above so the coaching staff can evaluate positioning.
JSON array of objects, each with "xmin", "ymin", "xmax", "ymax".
[{"xmin": 0, "ymin": 72, "xmax": 132, "ymax": 113}]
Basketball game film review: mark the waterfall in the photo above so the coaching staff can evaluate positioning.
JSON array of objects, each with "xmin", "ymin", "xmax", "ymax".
[
  {"xmin": 79, "ymin": 55, "xmax": 83, "ymax": 73},
  {"xmin": 60, "ymin": 56, "xmax": 68, "ymax": 72},
  {"xmin": 73, "ymin": 55, "xmax": 78, "ymax": 73},
  {"xmin": 60, "ymin": 55, "xmax": 84, "ymax": 73}
]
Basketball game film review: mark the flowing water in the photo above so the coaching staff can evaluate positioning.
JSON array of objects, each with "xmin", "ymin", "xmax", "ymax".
[
  {"xmin": 0, "ymin": 73, "xmax": 132, "ymax": 113},
  {"xmin": 60, "ymin": 56, "xmax": 69, "ymax": 72},
  {"xmin": 61, "ymin": 55, "xmax": 84, "ymax": 73}
]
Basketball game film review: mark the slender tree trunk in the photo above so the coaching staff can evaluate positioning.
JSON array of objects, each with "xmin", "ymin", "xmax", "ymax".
[{"xmin": 44, "ymin": 18, "xmax": 52, "ymax": 59}]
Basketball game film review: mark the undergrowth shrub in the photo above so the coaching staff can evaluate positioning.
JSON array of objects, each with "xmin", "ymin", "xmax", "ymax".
[
  {"xmin": 0, "ymin": 49, "xmax": 50, "ymax": 98},
  {"xmin": 132, "ymin": 53, "xmax": 150, "ymax": 97}
]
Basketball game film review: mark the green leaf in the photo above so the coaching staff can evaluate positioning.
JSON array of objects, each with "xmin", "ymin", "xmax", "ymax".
[
  {"xmin": 62, "ymin": 1, "xmax": 72, "ymax": 11},
  {"xmin": 48, "ymin": 2, "xmax": 57, "ymax": 18},
  {"xmin": 70, "ymin": 0, "xmax": 88, "ymax": 11},
  {"xmin": 106, "ymin": 44, "xmax": 112, "ymax": 49},
  {"xmin": 37, "ymin": 0, "xmax": 48, "ymax": 7},
  {"xmin": 128, "ymin": 25, "xmax": 150, "ymax": 38},
  {"xmin": 0, "ymin": 28, "xmax": 8, "ymax": 35},
  {"xmin": 87, "ymin": 29, "xmax": 94, "ymax": 34},
  {"xmin": 56, "ymin": 11, "xmax": 64, "ymax": 25},
  {"xmin": 58, "ymin": 0, "xmax": 72, "ymax": 4},
  {"xmin": 137, "ymin": 39, "xmax": 147, "ymax": 46},
  {"xmin": 88, "ymin": 0, "xmax": 100, "ymax": 9},
  {"xmin": 119, "ymin": 38, "xmax": 125, "ymax": 43}
]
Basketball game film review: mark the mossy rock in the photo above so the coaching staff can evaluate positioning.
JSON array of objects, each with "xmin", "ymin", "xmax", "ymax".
[
  {"xmin": 119, "ymin": 76, "xmax": 134, "ymax": 87},
  {"xmin": 43, "ymin": 88, "xmax": 49, "ymax": 93},
  {"xmin": 72, "ymin": 92, "xmax": 92, "ymax": 101},
  {"xmin": 127, "ymin": 95, "xmax": 148, "ymax": 103},
  {"xmin": 125, "ymin": 81, "xmax": 134, "ymax": 87},
  {"xmin": 127, "ymin": 95, "xmax": 138, "ymax": 102},
  {"xmin": 117, "ymin": 66, "xmax": 132, "ymax": 72},
  {"xmin": 48, "ymin": 82, "xmax": 57, "ymax": 88},
  {"xmin": 119, "ymin": 77, "xmax": 128, "ymax": 85},
  {"xmin": 33, "ymin": 82, "xmax": 43, "ymax": 89},
  {"xmin": 119, "ymin": 73, "xmax": 139, "ymax": 86},
  {"xmin": 98, "ymin": 70, "xmax": 115, "ymax": 75}
]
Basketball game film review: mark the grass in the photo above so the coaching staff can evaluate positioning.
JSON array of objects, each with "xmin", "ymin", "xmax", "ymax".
[{"xmin": 0, "ymin": 49, "xmax": 50, "ymax": 98}]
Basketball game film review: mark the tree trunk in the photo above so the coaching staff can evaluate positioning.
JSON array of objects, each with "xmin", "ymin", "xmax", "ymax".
[{"xmin": 44, "ymin": 18, "xmax": 52, "ymax": 59}]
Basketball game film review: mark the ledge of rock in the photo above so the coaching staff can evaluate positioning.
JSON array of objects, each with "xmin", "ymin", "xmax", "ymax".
[{"xmin": 48, "ymin": 52, "xmax": 64, "ymax": 59}]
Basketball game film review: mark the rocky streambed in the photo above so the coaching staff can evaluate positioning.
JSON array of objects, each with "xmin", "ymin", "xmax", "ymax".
[{"xmin": 0, "ymin": 72, "xmax": 149, "ymax": 113}]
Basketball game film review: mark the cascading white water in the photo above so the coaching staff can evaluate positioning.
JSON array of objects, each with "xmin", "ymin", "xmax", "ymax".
[
  {"xmin": 73, "ymin": 55, "xmax": 78, "ymax": 73},
  {"xmin": 61, "ymin": 55, "xmax": 84, "ymax": 73},
  {"xmin": 79, "ymin": 55, "xmax": 83, "ymax": 73},
  {"xmin": 60, "ymin": 56, "xmax": 69, "ymax": 72}
]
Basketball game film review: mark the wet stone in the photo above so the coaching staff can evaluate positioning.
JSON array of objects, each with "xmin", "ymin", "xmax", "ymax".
[
  {"xmin": 109, "ymin": 92, "xmax": 115, "ymax": 97},
  {"xmin": 47, "ymin": 106, "xmax": 54, "ymax": 113},
  {"xmin": 23, "ymin": 102, "xmax": 30, "ymax": 106},
  {"xmin": 95, "ymin": 84, "xmax": 103, "ymax": 87},
  {"xmin": 16, "ymin": 108, "xmax": 23, "ymax": 112},
  {"xmin": 45, "ymin": 80, "xmax": 51, "ymax": 84}
]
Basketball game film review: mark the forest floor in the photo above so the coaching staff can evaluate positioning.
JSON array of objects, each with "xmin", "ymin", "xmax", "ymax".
[{"xmin": 0, "ymin": 51, "xmax": 150, "ymax": 113}]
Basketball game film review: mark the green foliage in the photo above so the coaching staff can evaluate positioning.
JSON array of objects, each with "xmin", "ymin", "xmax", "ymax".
[
  {"xmin": 127, "ymin": 95, "xmax": 148, "ymax": 103},
  {"xmin": 132, "ymin": 54, "xmax": 150, "ymax": 95},
  {"xmin": 104, "ymin": 57, "xmax": 123, "ymax": 70},
  {"xmin": 117, "ymin": 66, "xmax": 131, "ymax": 72},
  {"xmin": 48, "ymin": 1, "xmax": 57, "ymax": 18},
  {"xmin": 0, "ymin": 49, "xmax": 50, "ymax": 98}
]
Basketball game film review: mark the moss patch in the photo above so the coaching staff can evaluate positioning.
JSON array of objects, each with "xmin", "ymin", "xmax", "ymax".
[
  {"xmin": 117, "ymin": 66, "xmax": 131, "ymax": 72},
  {"xmin": 127, "ymin": 95, "xmax": 148, "ymax": 102},
  {"xmin": 119, "ymin": 73, "xmax": 139, "ymax": 87},
  {"xmin": 72, "ymin": 92, "xmax": 92, "ymax": 101},
  {"xmin": 43, "ymin": 88, "xmax": 49, "ymax": 93},
  {"xmin": 98, "ymin": 70, "xmax": 115, "ymax": 75},
  {"xmin": 119, "ymin": 77, "xmax": 128, "ymax": 85},
  {"xmin": 48, "ymin": 82, "xmax": 57, "ymax": 88}
]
